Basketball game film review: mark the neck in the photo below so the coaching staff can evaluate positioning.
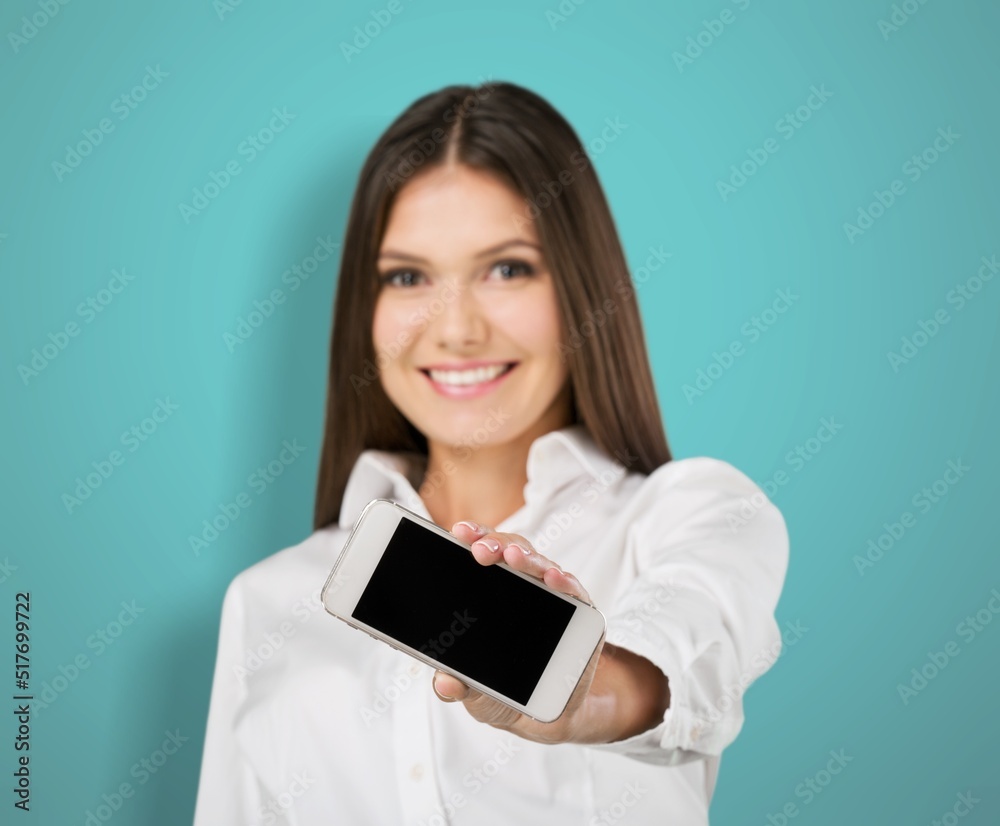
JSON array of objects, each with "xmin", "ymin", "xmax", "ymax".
[{"xmin": 418, "ymin": 392, "xmax": 574, "ymax": 530}]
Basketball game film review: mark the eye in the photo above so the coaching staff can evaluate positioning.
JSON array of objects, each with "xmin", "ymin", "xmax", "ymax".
[
  {"xmin": 378, "ymin": 269, "xmax": 425, "ymax": 288},
  {"xmin": 489, "ymin": 259, "xmax": 535, "ymax": 281}
]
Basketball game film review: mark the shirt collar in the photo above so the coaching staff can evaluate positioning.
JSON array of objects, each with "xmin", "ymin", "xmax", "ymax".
[{"xmin": 337, "ymin": 423, "xmax": 629, "ymax": 531}]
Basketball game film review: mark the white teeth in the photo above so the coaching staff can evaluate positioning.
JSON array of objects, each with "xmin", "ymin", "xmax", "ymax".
[{"xmin": 428, "ymin": 363, "xmax": 511, "ymax": 386}]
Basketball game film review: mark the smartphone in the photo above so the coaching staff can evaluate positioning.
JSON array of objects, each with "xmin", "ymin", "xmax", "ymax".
[{"xmin": 321, "ymin": 498, "xmax": 606, "ymax": 723}]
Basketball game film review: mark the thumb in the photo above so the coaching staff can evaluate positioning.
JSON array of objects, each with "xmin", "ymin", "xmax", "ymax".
[{"xmin": 433, "ymin": 671, "xmax": 468, "ymax": 702}]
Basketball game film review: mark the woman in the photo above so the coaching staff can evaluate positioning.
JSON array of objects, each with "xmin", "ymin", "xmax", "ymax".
[{"xmin": 193, "ymin": 81, "xmax": 789, "ymax": 826}]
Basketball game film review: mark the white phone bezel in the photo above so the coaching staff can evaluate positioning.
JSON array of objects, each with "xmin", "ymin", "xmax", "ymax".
[{"xmin": 321, "ymin": 498, "xmax": 607, "ymax": 723}]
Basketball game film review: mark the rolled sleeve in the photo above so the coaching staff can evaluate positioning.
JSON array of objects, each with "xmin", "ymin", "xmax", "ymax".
[{"xmin": 584, "ymin": 458, "xmax": 789, "ymax": 765}]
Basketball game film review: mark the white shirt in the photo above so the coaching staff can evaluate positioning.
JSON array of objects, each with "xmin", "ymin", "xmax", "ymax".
[{"xmin": 193, "ymin": 423, "xmax": 788, "ymax": 825}]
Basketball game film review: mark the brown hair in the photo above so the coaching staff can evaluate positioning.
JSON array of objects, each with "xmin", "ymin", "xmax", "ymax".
[{"xmin": 313, "ymin": 81, "xmax": 671, "ymax": 531}]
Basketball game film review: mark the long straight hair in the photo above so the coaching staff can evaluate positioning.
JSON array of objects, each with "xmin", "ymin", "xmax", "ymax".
[{"xmin": 313, "ymin": 81, "xmax": 671, "ymax": 530}]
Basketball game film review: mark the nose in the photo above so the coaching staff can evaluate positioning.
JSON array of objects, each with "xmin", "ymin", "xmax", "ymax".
[{"xmin": 428, "ymin": 279, "xmax": 488, "ymax": 350}]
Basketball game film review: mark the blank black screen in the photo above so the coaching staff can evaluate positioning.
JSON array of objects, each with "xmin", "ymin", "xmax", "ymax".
[{"xmin": 352, "ymin": 517, "xmax": 576, "ymax": 705}]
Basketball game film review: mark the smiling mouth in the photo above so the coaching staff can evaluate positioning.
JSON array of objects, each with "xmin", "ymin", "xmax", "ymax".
[{"xmin": 419, "ymin": 362, "xmax": 518, "ymax": 388}]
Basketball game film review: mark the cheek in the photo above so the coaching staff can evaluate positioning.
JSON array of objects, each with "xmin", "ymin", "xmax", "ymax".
[
  {"xmin": 492, "ymin": 290, "xmax": 563, "ymax": 355},
  {"xmin": 372, "ymin": 299, "xmax": 422, "ymax": 387},
  {"xmin": 372, "ymin": 297, "xmax": 411, "ymax": 349}
]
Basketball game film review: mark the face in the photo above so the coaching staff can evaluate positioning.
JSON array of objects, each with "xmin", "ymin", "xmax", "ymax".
[{"xmin": 372, "ymin": 163, "xmax": 573, "ymax": 452}]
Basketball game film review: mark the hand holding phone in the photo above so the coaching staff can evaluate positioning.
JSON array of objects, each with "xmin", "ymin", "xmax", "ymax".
[
  {"xmin": 429, "ymin": 519, "xmax": 606, "ymax": 739},
  {"xmin": 321, "ymin": 499, "xmax": 606, "ymax": 729}
]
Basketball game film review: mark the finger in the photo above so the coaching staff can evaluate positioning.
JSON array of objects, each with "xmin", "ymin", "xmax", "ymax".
[
  {"xmin": 434, "ymin": 676, "xmax": 520, "ymax": 731},
  {"xmin": 482, "ymin": 532, "xmax": 589, "ymax": 600},
  {"xmin": 451, "ymin": 520, "xmax": 492, "ymax": 542},
  {"xmin": 453, "ymin": 524, "xmax": 592, "ymax": 599},
  {"xmin": 459, "ymin": 690, "xmax": 522, "ymax": 729},
  {"xmin": 541, "ymin": 566, "xmax": 592, "ymax": 604},
  {"xmin": 468, "ymin": 530, "xmax": 539, "ymax": 569},
  {"xmin": 433, "ymin": 671, "xmax": 516, "ymax": 726},
  {"xmin": 433, "ymin": 671, "xmax": 469, "ymax": 702},
  {"xmin": 497, "ymin": 538, "xmax": 564, "ymax": 578},
  {"xmin": 468, "ymin": 534, "xmax": 504, "ymax": 566},
  {"xmin": 450, "ymin": 521, "xmax": 504, "ymax": 565},
  {"xmin": 497, "ymin": 540, "xmax": 592, "ymax": 604}
]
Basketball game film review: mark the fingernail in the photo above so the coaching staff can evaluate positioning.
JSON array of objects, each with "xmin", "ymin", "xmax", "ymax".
[
  {"xmin": 455, "ymin": 520, "xmax": 483, "ymax": 533},
  {"xmin": 472, "ymin": 538, "xmax": 500, "ymax": 553},
  {"xmin": 508, "ymin": 542, "xmax": 530, "ymax": 555}
]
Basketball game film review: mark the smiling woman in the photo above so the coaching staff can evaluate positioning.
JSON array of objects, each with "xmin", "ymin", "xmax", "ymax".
[
  {"xmin": 371, "ymin": 165, "xmax": 574, "ymax": 525},
  {"xmin": 193, "ymin": 81, "xmax": 789, "ymax": 826},
  {"xmin": 314, "ymin": 82, "xmax": 674, "ymax": 533}
]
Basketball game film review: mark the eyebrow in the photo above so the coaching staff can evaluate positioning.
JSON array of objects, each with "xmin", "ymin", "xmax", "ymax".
[{"xmin": 377, "ymin": 239, "xmax": 542, "ymax": 264}]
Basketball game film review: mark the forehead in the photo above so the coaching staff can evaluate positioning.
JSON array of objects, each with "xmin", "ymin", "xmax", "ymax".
[{"xmin": 380, "ymin": 164, "xmax": 540, "ymax": 253}]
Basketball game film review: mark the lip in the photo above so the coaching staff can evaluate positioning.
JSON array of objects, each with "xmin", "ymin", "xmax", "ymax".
[
  {"xmin": 420, "ymin": 362, "xmax": 518, "ymax": 399},
  {"xmin": 420, "ymin": 359, "xmax": 515, "ymax": 371}
]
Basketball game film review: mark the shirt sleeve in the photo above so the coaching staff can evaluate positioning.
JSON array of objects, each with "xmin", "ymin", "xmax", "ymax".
[
  {"xmin": 192, "ymin": 576, "xmax": 263, "ymax": 823},
  {"xmin": 583, "ymin": 457, "xmax": 789, "ymax": 766}
]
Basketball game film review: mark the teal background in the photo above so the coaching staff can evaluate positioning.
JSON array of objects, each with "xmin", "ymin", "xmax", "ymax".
[{"xmin": 2, "ymin": 0, "xmax": 998, "ymax": 823}]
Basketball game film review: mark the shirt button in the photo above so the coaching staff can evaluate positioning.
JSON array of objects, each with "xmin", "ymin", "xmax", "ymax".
[
  {"xmin": 408, "ymin": 662, "xmax": 420, "ymax": 677},
  {"xmin": 410, "ymin": 763, "xmax": 424, "ymax": 781}
]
